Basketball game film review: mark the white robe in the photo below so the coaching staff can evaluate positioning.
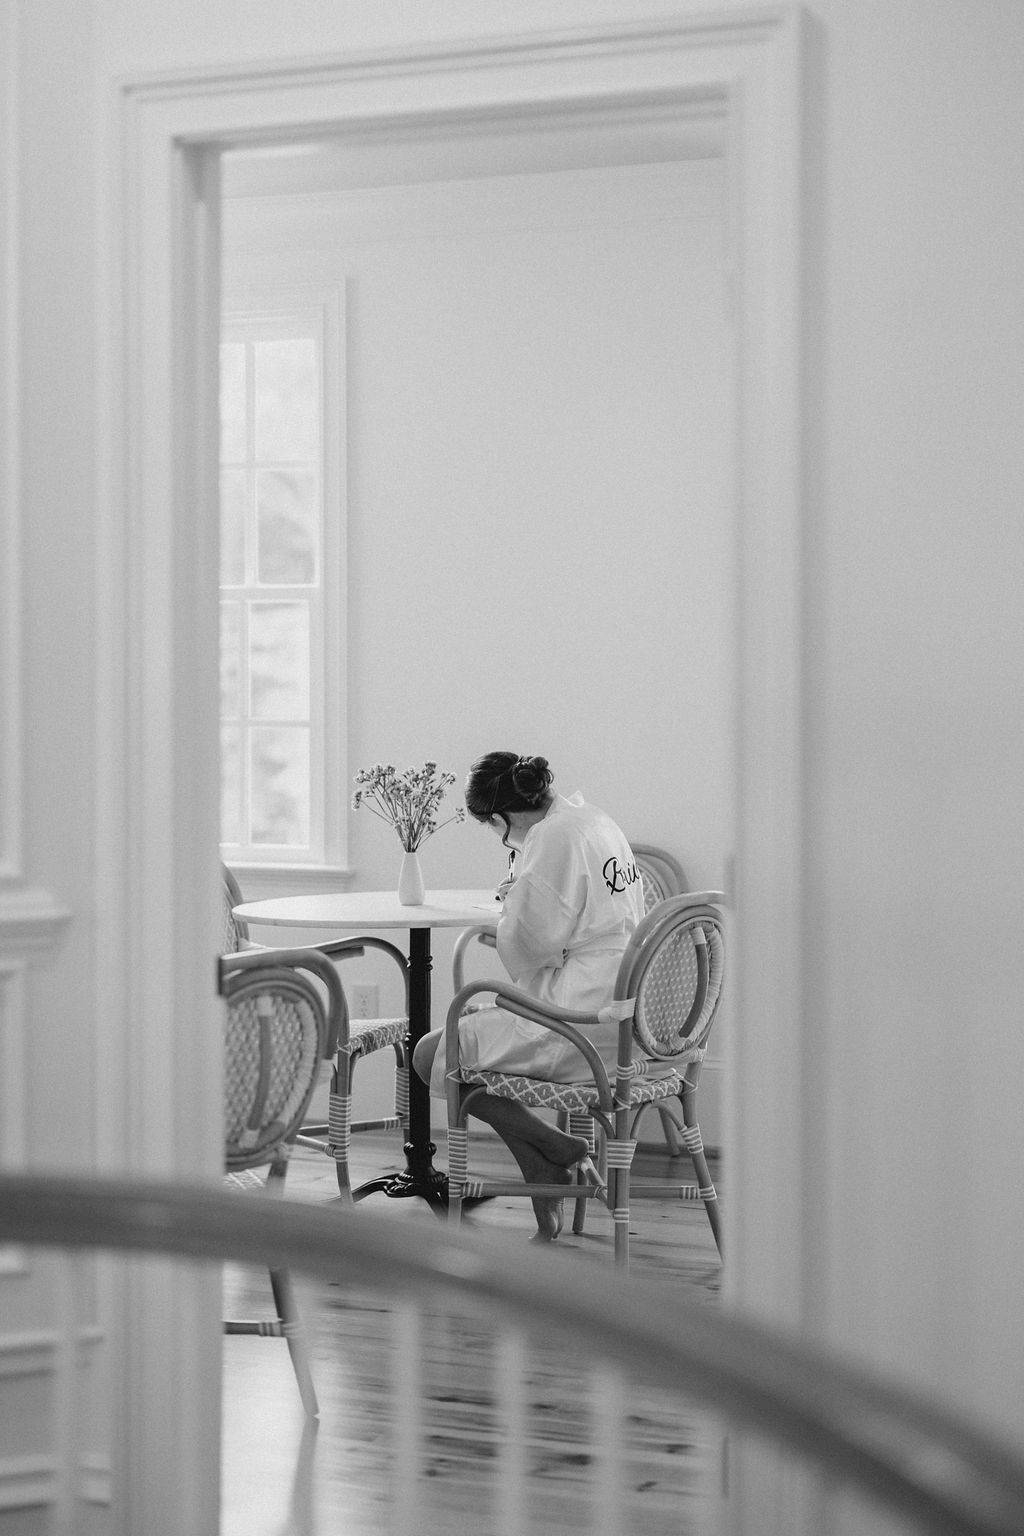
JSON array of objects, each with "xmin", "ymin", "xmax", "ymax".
[{"xmin": 431, "ymin": 792, "xmax": 646, "ymax": 1095}]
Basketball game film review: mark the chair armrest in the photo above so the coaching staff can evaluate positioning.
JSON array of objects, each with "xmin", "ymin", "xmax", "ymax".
[
  {"xmin": 312, "ymin": 935, "xmax": 411, "ymax": 1012},
  {"xmin": 451, "ymin": 925, "xmax": 498, "ymax": 993}
]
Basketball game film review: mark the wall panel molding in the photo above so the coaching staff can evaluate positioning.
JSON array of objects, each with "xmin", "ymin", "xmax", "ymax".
[
  {"xmin": 0, "ymin": 0, "xmax": 23, "ymax": 885},
  {"xmin": 0, "ymin": 957, "xmax": 28, "ymax": 1277},
  {"xmin": 0, "ymin": 1328, "xmax": 110, "ymax": 1509},
  {"xmin": 0, "ymin": 890, "xmax": 72, "ymax": 954},
  {"xmin": 0, "ymin": 1456, "xmax": 112, "ymax": 1513}
]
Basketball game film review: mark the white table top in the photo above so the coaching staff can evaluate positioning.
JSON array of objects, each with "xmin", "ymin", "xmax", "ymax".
[{"xmin": 233, "ymin": 888, "xmax": 500, "ymax": 932}]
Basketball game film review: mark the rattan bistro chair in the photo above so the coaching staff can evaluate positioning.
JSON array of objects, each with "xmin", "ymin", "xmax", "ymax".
[
  {"xmin": 451, "ymin": 842, "xmax": 696, "ymax": 1155},
  {"xmin": 221, "ymin": 865, "xmax": 410, "ymax": 1201},
  {"xmin": 221, "ymin": 862, "xmax": 259, "ymax": 954},
  {"xmin": 631, "ymin": 842, "xmax": 689, "ymax": 909},
  {"xmin": 219, "ymin": 947, "xmax": 342, "ymax": 1417},
  {"xmin": 445, "ymin": 892, "xmax": 726, "ymax": 1267},
  {"xmin": 627, "ymin": 844, "xmax": 695, "ymax": 1153}
]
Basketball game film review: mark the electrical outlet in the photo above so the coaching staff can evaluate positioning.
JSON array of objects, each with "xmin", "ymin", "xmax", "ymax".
[{"xmin": 351, "ymin": 983, "xmax": 378, "ymax": 1019}]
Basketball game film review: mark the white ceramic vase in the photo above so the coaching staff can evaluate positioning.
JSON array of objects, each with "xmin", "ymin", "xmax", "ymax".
[{"xmin": 398, "ymin": 849, "xmax": 425, "ymax": 905}]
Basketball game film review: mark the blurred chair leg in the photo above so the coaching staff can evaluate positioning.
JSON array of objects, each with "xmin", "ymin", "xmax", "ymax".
[
  {"xmin": 268, "ymin": 1267, "xmax": 319, "ymax": 1419},
  {"xmin": 224, "ymin": 1160, "xmax": 319, "ymax": 1417},
  {"xmin": 681, "ymin": 1077, "xmax": 722, "ymax": 1258}
]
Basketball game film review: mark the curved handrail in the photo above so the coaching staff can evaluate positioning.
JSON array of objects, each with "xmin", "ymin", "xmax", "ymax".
[{"xmin": 2, "ymin": 1173, "xmax": 1023, "ymax": 1536}]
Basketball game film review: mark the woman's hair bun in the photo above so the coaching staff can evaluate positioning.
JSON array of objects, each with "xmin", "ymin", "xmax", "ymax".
[
  {"xmin": 511, "ymin": 755, "xmax": 552, "ymax": 805},
  {"xmin": 464, "ymin": 750, "xmax": 554, "ymax": 821}
]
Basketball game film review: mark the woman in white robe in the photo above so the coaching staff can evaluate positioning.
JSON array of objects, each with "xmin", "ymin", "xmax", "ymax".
[{"xmin": 413, "ymin": 751, "xmax": 645, "ymax": 1240}]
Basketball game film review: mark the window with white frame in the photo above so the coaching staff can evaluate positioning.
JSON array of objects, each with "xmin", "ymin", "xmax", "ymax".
[{"xmin": 219, "ymin": 301, "xmax": 344, "ymax": 867}]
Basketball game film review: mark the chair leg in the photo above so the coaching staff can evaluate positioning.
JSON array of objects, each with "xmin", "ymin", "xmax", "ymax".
[
  {"xmin": 570, "ymin": 1113, "xmax": 597, "ymax": 1235},
  {"xmin": 447, "ymin": 1124, "xmax": 468, "ymax": 1229},
  {"xmin": 655, "ymin": 1100, "xmax": 686, "ymax": 1156},
  {"xmin": 393, "ymin": 1042, "xmax": 410, "ymax": 1138},
  {"xmin": 680, "ymin": 1081, "xmax": 723, "ymax": 1258},
  {"xmin": 326, "ymin": 1058, "xmax": 355, "ymax": 1203},
  {"xmin": 267, "ymin": 1267, "xmax": 319, "ymax": 1419},
  {"xmin": 606, "ymin": 1119, "xmax": 634, "ymax": 1270},
  {"xmin": 609, "ymin": 1160, "xmax": 629, "ymax": 1269}
]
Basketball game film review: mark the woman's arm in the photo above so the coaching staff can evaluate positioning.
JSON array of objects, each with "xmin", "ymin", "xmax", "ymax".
[{"xmin": 496, "ymin": 870, "xmax": 583, "ymax": 978}]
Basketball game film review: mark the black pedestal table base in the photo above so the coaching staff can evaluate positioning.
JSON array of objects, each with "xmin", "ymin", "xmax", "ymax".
[{"xmin": 350, "ymin": 925, "xmax": 455, "ymax": 1209}]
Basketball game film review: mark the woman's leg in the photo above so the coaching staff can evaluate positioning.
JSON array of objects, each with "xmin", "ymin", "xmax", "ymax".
[
  {"xmin": 411, "ymin": 1028, "xmax": 442, "ymax": 1087},
  {"xmin": 460, "ymin": 1090, "xmax": 587, "ymax": 1171},
  {"xmin": 412, "ymin": 1029, "xmax": 587, "ymax": 1240},
  {"xmin": 460, "ymin": 1091, "xmax": 587, "ymax": 1242}
]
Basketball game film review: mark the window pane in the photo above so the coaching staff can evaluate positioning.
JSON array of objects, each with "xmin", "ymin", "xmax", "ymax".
[
  {"xmin": 220, "ymin": 342, "xmax": 247, "ymax": 462},
  {"xmin": 220, "ymin": 468, "xmax": 247, "ymax": 585},
  {"xmin": 221, "ymin": 725, "xmax": 242, "ymax": 845},
  {"xmin": 220, "ymin": 601, "xmax": 241, "ymax": 717},
  {"xmin": 250, "ymin": 727, "xmax": 310, "ymax": 847},
  {"xmin": 254, "ymin": 339, "xmax": 317, "ymax": 461},
  {"xmin": 248, "ymin": 602, "xmax": 310, "ymax": 720},
  {"xmin": 256, "ymin": 470, "xmax": 317, "ymax": 584}
]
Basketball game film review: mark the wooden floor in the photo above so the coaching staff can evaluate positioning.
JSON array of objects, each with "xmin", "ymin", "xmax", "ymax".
[{"xmin": 222, "ymin": 1123, "xmax": 724, "ymax": 1536}]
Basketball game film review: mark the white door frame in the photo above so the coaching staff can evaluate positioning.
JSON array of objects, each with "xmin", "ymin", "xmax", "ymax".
[{"xmin": 98, "ymin": 11, "xmax": 807, "ymax": 1531}]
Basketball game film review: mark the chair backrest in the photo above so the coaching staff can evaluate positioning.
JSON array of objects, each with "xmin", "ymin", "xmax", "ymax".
[
  {"xmin": 629, "ymin": 842, "xmax": 689, "ymax": 913},
  {"xmin": 221, "ymin": 959, "xmax": 328, "ymax": 1171},
  {"xmin": 221, "ymin": 863, "xmax": 249, "ymax": 953},
  {"xmin": 619, "ymin": 892, "xmax": 726, "ymax": 1061}
]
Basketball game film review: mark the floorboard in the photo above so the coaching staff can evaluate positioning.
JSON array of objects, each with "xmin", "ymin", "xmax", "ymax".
[{"xmin": 222, "ymin": 1127, "xmax": 724, "ymax": 1535}]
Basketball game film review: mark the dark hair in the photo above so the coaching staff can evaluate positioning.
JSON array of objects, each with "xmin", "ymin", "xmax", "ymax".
[{"xmin": 465, "ymin": 752, "xmax": 554, "ymax": 841}]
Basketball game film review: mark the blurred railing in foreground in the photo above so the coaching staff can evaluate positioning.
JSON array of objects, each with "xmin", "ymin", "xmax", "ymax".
[{"xmin": 2, "ymin": 1173, "xmax": 1024, "ymax": 1536}]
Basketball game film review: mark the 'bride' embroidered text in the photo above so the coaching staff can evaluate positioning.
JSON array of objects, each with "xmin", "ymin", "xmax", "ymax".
[{"xmin": 603, "ymin": 856, "xmax": 640, "ymax": 895}]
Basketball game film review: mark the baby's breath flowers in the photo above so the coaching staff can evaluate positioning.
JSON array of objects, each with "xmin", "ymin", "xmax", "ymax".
[{"xmin": 352, "ymin": 762, "xmax": 465, "ymax": 852}]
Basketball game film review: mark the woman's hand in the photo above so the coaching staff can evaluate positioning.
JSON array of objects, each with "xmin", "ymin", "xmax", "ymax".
[{"xmin": 494, "ymin": 876, "xmax": 516, "ymax": 904}]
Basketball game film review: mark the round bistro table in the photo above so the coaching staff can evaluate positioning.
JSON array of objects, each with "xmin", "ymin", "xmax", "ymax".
[{"xmin": 232, "ymin": 889, "xmax": 499, "ymax": 1207}]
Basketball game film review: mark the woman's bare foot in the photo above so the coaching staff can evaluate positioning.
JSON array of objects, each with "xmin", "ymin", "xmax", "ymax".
[
  {"xmin": 530, "ymin": 1194, "xmax": 565, "ymax": 1241},
  {"xmin": 516, "ymin": 1143, "xmax": 575, "ymax": 1241}
]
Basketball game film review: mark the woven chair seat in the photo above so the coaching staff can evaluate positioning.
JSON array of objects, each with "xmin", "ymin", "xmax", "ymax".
[
  {"xmin": 223, "ymin": 1168, "xmax": 266, "ymax": 1193},
  {"xmin": 460, "ymin": 1066, "xmax": 686, "ymax": 1112},
  {"xmin": 346, "ymin": 1017, "xmax": 407, "ymax": 1059},
  {"xmin": 460, "ymin": 1070, "xmax": 602, "ymax": 1113}
]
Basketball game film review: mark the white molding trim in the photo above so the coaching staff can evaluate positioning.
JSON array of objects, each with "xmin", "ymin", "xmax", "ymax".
[
  {"xmin": 102, "ymin": 13, "xmax": 806, "ymax": 1533},
  {"xmin": 0, "ymin": 958, "xmax": 26, "ymax": 1163},
  {"xmin": 0, "ymin": 1330, "xmax": 110, "ymax": 1509},
  {"xmin": 0, "ymin": 1457, "xmax": 112, "ymax": 1513},
  {"xmin": 0, "ymin": 0, "xmax": 22, "ymax": 885},
  {"xmin": 0, "ymin": 1325, "xmax": 105, "ymax": 1375},
  {"xmin": 222, "ymin": 157, "xmax": 726, "ymax": 250},
  {"xmin": 0, "ymin": 957, "xmax": 27, "ymax": 1275},
  {"xmin": 0, "ymin": 889, "xmax": 72, "ymax": 953}
]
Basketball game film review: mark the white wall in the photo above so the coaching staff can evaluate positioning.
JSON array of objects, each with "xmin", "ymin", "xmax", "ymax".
[
  {"xmin": 797, "ymin": 0, "xmax": 1024, "ymax": 1439},
  {"xmin": 4, "ymin": 1, "xmax": 1024, "ymax": 1532}
]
